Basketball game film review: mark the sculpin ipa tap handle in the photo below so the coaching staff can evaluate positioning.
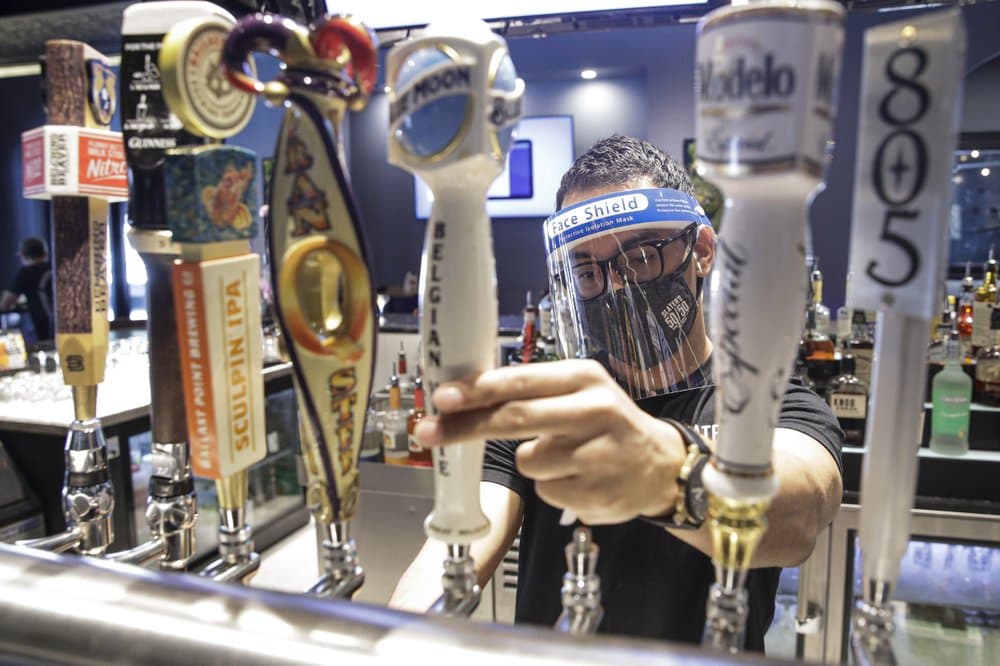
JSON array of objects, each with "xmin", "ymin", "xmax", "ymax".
[
  {"xmin": 387, "ymin": 19, "xmax": 523, "ymax": 550},
  {"xmin": 159, "ymin": 13, "xmax": 264, "ymax": 584},
  {"xmin": 18, "ymin": 40, "xmax": 127, "ymax": 557},
  {"xmin": 694, "ymin": 0, "xmax": 844, "ymax": 651},
  {"xmin": 113, "ymin": 0, "xmax": 237, "ymax": 572},
  {"xmin": 222, "ymin": 12, "xmax": 377, "ymax": 537}
]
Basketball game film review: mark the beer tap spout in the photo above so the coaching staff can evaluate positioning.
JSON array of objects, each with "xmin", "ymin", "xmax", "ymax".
[
  {"xmin": 308, "ymin": 520, "xmax": 364, "ymax": 600},
  {"xmin": 554, "ymin": 527, "xmax": 602, "ymax": 635},
  {"xmin": 428, "ymin": 543, "xmax": 481, "ymax": 618}
]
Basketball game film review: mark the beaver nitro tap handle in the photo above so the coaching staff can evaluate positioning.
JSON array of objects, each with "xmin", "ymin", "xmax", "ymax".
[
  {"xmin": 695, "ymin": 0, "xmax": 844, "ymax": 652},
  {"xmin": 16, "ymin": 40, "xmax": 126, "ymax": 557},
  {"xmin": 223, "ymin": 12, "xmax": 377, "ymax": 599},
  {"xmin": 387, "ymin": 18, "xmax": 524, "ymax": 617}
]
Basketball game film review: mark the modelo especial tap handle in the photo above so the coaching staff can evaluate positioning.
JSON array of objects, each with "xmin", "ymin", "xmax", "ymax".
[
  {"xmin": 694, "ymin": 0, "xmax": 844, "ymax": 651},
  {"xmin": 18, "ymin": 40, "xmax": 127, "ymax": 557},
  {"xmin": 386, "ymin": 19, "xmax": 523, "ymax": 615},
  {"xmin": 222, "ymin": 13, "xmax": 377, "ymax": 597},
  {"xmin": 845, "ymin": 10, "xmax": 966, "ymax": 662}
]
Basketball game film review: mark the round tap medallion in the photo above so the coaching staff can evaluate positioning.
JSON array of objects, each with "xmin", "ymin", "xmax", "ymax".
[{"xmin": 161, "ymin": 16, "xmax": 256, "ymax": 139}]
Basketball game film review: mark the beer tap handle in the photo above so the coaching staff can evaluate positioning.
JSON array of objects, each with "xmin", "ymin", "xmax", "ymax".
[
  {"xmin": 159, "ymin": 13, "xmax": 265, "ymax": 585},
  {"xmin": 386, "ymin": 18, "xmax": 523, "ymax": 616},
  {"xmin": 19, "ymin": 39, "xmax": 126, "ymax": 557},
  {"xmin": 223, "ymin": 12, "xmax": 377, "ymax": 598}
]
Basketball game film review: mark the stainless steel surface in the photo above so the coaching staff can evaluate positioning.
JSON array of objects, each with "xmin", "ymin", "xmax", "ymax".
[
  {"xmin": 704, "ymin": 584, "xmax": 749, "ymax": 654},
  {"xmin": 795, "ymin": 522, "xmax": 829, "ymax": 661},
  {"xmin": 349, "ymin": 462, "xmax": 494, "ymax": 622},
  {"xmin": 0, "ymin": 543, "xmax": 794, "ymax": 666},
  {"xmin": 556, "ymin": 526, "xmax": 603, "ymax": 635},
  {"xmin": 199, "ymin": 507, "xmax": 258, "ymax": 584},
  {"xmin": 150, "ymin": 441, "xmax": 191, "ymax": 483},
  {"xmin": 65, "ymin": 482, "xmax": 115, "ymax": 556},
  {"xmin": 202, "ymin": 551, "xmax": 261, "ymax": 585},
  {"xmin": 64, "ymin": 418, "xmax": 109, "ymax": 476},
  {"xmin": 17, "ymin": 418, "xmax": 116, "ymax": 556},
  {"xmin": 106, "ymin": 537, "xmax": 166, "ymax": 567},
  {"xmin": 794, "ymin": 503, "xmax": 1000, "ymax": 664},
  {"xmin": 16, "ymin": 526, "xmax": 82, "ymax": 554},
  {"xmin": 850, "ymin": 599, "xmax": 897, "ymax": 666},
  {"xmin": 428, "ymin": 543, "xmax": 481, "ymax": 617},
  {"xmin": 309, "ymin": 520, "xmax": 364, "ymax": 599},
  {"xmin": 147, "ymin": 489, "xmax": 197, "ymax": 571}
]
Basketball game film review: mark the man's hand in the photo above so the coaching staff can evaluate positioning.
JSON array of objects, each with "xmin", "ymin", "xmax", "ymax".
[{"xmin": 413, "ymin": 359, "xmax": 685, "ymax": 525}]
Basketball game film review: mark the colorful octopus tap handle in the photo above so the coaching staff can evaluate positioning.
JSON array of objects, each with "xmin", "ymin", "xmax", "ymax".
[{"xmin": 222, "ymin": 13, "xmax": 377, "ymax": 111}]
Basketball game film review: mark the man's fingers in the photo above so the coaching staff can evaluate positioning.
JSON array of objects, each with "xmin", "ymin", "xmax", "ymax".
[
  {"xmin": 430, "ymin": 359, "xmax": 609, "ymax": 413},
  {"xmin": 414, "ymin": 390, "xmax": 610, "ymax": 446},
  {"xmin": 515, "ymin": 435, "xmax": 585, "ymax": 481}
]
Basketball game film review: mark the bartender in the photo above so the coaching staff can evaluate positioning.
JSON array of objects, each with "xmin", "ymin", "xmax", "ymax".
[
  {"xmin": 2, "ymin": 237, "xmax": 53, "ymax": 342},
  {"xmin": 391, "ymin": 135, "xmax": 844, "ymax": 651}
]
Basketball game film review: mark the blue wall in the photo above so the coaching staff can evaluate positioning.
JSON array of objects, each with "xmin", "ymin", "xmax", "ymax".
[{"xmin": 1, "ymin": 3, "xmax": 999, "ymax": 316}]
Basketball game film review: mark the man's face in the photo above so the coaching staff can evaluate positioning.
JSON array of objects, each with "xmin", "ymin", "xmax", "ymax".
[
  {"xmin": 559, "ymin": 179, "xmax": 716, "ymax": 302},
  {"xmin": 555, "ymin": 180, "xmax": 717, "ymax": 392}
]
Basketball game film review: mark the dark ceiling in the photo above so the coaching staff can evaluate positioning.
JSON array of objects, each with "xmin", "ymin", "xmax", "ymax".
[{"xmin": 0, "ymin": 1, "xmax": 992, "ymax": 68}]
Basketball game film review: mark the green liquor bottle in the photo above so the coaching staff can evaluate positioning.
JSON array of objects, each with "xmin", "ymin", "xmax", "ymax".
[{"xmin": 930, "ymin": 331, "xmax": 971, "ymax": 456}]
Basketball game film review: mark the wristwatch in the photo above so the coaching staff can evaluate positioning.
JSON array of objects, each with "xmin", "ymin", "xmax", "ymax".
[{"xmin": 640, "ymin": 418, "xmax": 711, "ymax": 530}]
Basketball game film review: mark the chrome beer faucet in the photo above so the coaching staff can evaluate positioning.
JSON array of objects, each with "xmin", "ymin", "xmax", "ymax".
[{"xmin": 555, "ymin": 527, "xmax": 603, "ymax": 634}]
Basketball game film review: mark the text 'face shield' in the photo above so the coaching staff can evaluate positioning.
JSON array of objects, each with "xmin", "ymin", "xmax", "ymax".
[{"xmin": 544, "ymin": 188, "xmax": 713, "ymax": 400}]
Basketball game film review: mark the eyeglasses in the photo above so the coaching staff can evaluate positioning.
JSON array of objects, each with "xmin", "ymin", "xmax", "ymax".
[{"xmin": 565, "ymin": 223, "xmax": 699, "ymax": 301}]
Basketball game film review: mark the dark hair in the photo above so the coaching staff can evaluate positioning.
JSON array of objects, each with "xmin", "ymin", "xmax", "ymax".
[
  {"xmin": 555, "ymin": 135, "xmax": 695, "ymax": 209},
  {"xmin": 20, "ymin": 237, "xmax": 48, "ymax": 260}
]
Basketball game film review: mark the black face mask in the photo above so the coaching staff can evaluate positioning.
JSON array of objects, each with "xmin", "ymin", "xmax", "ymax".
[{"xmin": 580, "ymin": 270, "xmax": 700, "ymax": 371}]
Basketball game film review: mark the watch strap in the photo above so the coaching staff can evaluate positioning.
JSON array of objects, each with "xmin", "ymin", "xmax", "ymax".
[{"xmin": 639, "ymin": 418, "xmax": 710, "ymax": 530}]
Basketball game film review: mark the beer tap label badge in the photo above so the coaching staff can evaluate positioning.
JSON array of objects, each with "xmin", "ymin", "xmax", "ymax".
[
  {"xmin": 695, "ymin": 10, "xmax": 842, "ymax": 174},
  {"xmin": 87, "ymin": 59, "xmax": 117, "ymax": 127},
  {"xmin": 846, "ymin": 9, "xmax": 966, "ymax": 320},
  {"xmin": 121, "ymin": 33, "xmax": 200, "ymax": 169},
  {"xmin": 160, "ymin": 17, "xmax": 255, "ymax": 139}
]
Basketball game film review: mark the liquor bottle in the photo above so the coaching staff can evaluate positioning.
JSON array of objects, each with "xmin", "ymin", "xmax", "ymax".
[
  {"xmin": 407, "ymin": 375, "xmax": 431, "ymax": 467},
  {"xmin": 508, "ymin": 290, "xmax": 543, "ymax": 365},
  {"xmin": 926, "ymin": 295, "xmax": 957, "ymax": 401},
  {"xmin": 537, "ymin": 290, "xmax": 560, "ymax": 362},
  {"xmin": 974, "ymin": 299, "xmax": 1000, "ymax": 407},
  {"xmin": 827, "ymin": 354, "xmax": 868, "ymax": 447},
  {"xmin": 971, "ymin": 246, "xmax": 997, "ymax": 355},
  {"xmin": 957, "ymin": 261, "xmax": 975, "ymax": 358},
  {"xmin": 835, "ymin": 272, "xmax": 854, "ymax": 347},
  {"xmin": 803, "ymin": 303, "xmax": 837, "ymax": 394},
  {"xmin": 810, "ymin": 258, "xmax": 832, "ymax": 337},
  {"xmin": 360, "ymin": 405, "xmax": 383, "ymax": 462},
  {"xmin": 397, "ymin": 341, "xmax": 412, "ymax": 395},
  {"xmin": 382, "ymin": 364, "xmax": 410, "ymax": 466},
  {"xmin": 844, "ymin": 309, "xmax": 875, "ymax": 387},
  {"xmin": 930, "ymin": 331, "xmax": 971, "ymax": 455}
]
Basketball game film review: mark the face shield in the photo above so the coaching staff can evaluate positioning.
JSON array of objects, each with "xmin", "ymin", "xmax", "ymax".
[{"xmin": 544, "ymin": 188, "xmax": 713, "ymax": 400}]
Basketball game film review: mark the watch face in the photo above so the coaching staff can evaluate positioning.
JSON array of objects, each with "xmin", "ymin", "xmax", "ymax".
[{"xmin": 687, "ymin": 456, "xmax": 710, "ymax": 523}]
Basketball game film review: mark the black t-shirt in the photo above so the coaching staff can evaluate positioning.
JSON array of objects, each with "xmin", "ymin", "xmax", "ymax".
[
  {"xmin": 482, "ymin": 372, "xmax": 843, "ymax": 651},
  {"xmin": 7, "ymin": 263, "xmax": 53, "ymax": 341}
]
